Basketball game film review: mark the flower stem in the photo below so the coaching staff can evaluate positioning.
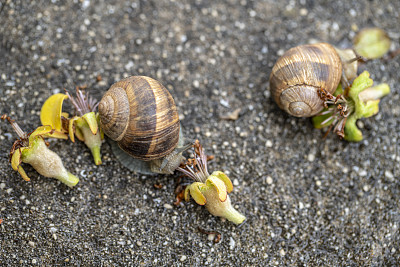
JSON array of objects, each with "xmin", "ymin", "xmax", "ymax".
[
  {"xmin": 203, "ymin": 189, "xmax": 246, "ymax": 225},
  {"xmin": 79, "ymin": 121, "xmax": 102, "ymax": 165},
  {"xmin": 216, "ymin": 203, "xmax": 247, "ymax": 224},
  {"xmin": 90, "ymin": 145, "xmax": 102, "ymax": 165},
  {"xmin": 55, "ymin": 171, "xmax": 79, "ymax": 188}
]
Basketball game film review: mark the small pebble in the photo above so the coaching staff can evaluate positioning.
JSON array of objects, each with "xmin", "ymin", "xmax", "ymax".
[
  {"xmin": 32, "ymin": 259, "xmax": 37, "ymax": 264},
  {"xmin": 0, "ymin": 183, "xmax": 5, "ymax": 189},
  {"xmin": 207, "ymin": 234, "xmax": 215, "ymax": 241},
  {"xmin": 359, "ymin": 169, "xmax": 367, "ymax": 177},
  {"xmin": 299, "ymin": 8, "xmax": 308, "ymax": 16},
  {"xmin": 265, "ymin": 140, "xmax": 273, "ymax": 147},
  {"xmin": 280, "ymin": 248, "xmax": 286, "ymax": 256},
  {"xmin": 164, "ymin": 204, "xmax": 173, "ymax": 209},
  {"xmin": 137, "ymin": 241, "xmax": 143, "ymax": 246},
  {"xmin": 307, "ymin": 153, "xmax": 315, "ymax": 162},
  {"xmin": 385, "ymin": 170, "xmax": 394, "ymax": 180},
  {"xmin": 229, "ymin": 237, "xmax": 236, "ymax": 250},
  {"xmin": 266, "ymin": 176, "xmax": 273, "ymax": 185},
  {"xmin": 233, "ymin": 179, "xmax": 239, "ymax": 186},
  {"xmin": 28, "ymin": 241, "xmax": 35, "ymax": 247},
  {"xmin": 316, "ymin": 180, "xmax": 322, "ymax": 186},
  {"xmin": 180, "ymin": 255, "xmax": 187, "ymax": 262}
]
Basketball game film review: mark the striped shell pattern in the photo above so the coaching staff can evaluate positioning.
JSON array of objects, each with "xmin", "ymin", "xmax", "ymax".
[
  {"xmin": 269, "ymin": 43, "xmax": 343, "ymax": 117},
  {"xmin": 98, "ymin": 76, "xmax": 180, "ymax": 161}
]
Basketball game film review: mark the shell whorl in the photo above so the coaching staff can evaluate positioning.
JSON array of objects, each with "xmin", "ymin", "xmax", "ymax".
[
  {"xmin": 280, "ymin": 85, "xmax": 325, "ymax": 117},
  {"xmin": 98, "ymin": 76, "xmax": 180, "ymax": 161},
  {"xmin": 98, "ymin": 86, "xmax": 130, "ymax": 141},
  {"xmin": 269, "ymin": 42, "xmax": 342, "ymax": 117}
]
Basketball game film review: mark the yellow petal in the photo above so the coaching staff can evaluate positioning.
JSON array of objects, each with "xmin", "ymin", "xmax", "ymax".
[
  {"xmin": 68, "ymin": 117, "xmax": 80, "ymax": 142},
  {"xmin": 29, "ymin": 125, "xmax": 53, "ymax": 143},
  {"xmin": 74, "ymin": 124, "xmax": 85, "ymax": 141},
  {"xmin": 187, "ymin": 182, "xmax": 207, "ymax": 205},
  {"xmin": 82, "ymin": 112, "xmax": 98, "ymax": 135},
  {"xmin": 206, "ymin": 175, "xmax": 228, "ymax": 202},
  {"xmin": 45, "ymin": 131, "xmax": 68, "ymax": 140},
  {"xmin": 17, "ymin": 165, "xmax": 30, "ymax": 181},
  {"xmin": 96, "ymin": 113, "xmax": 104, "ymax": 139},
  {"xmin": 211, "ymin": 171, "xmax": 233, "ymax": 193},
  {"xmin": 11, "ymin": 148, "xmax": 30, "ymax": 181},
  {"xmin": 184, "ymin": 186, "xmax": 191, "ymax": 202},
  {"xmin": 40, "ymin": 93, "xmax": 69, "ymax": 131},
  {"xmin": 11, "ymin": 148, "xmax": 23, "ymax": 171}
]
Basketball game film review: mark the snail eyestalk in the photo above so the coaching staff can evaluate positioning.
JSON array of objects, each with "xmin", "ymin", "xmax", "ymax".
[
  {"xmin": 1, "ymin": 115, "xmax": 79, "ymax": 187},
  {"xmin": 177, "ymin": 141, "xmax": 246, "ymax": 224}
]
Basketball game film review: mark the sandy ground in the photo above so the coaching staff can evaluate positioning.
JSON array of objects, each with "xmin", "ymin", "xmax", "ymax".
[{"xmin": 0, "ymin": 0, "xmax": 399, "ymax": 265}]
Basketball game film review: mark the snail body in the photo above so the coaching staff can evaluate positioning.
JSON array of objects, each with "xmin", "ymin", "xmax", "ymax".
[
  {"xmin": 99, "ymin": 76, "xmax": 189, "ymax": 174},
  {"xmin": 269, "ymin": 42, "xmax": 343, "ymax": 117}
]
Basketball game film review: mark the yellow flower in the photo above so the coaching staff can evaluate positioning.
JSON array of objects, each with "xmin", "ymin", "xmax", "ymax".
[
  {"xmin": 177, "ymin": 141, "xmax": 246, "ymax": 224},
  {"xmin": 40, "ymin": 88, "xmax": 103, "ymax": 165},
  {"xmin": 40, "ymin": 93, "xmax": 69, "ymax": 139},
  {"xmin": 2, "ymin": 115, "xmax": 79, "ymax": 187}
]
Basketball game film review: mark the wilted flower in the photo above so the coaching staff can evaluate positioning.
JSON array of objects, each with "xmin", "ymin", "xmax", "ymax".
[
  {"xmin": 312, "ymin": 71, "xmax": 390, "ymax": 141},
  {"xmin": 40, "ymin": 88, "xmax": 103, "ymax": 165},
  {"xmin": 1, "ymin": 115, "xmax": 79, "ymax": 187},
  {"xmin": 177, "ymin": 140, "xmax": 246, "ymax": 224}
]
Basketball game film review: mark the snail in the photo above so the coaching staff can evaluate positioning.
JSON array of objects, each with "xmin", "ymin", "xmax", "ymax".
[
  {"xmin": 98, "ymin": 76, "xmax": 191, "ymax": 174},
  {"xmin": 269, "ymin": 42, "xmax": 357, "ymax": 117}
]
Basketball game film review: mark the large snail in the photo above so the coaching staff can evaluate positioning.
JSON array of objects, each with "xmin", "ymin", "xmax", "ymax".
[
  {"xmin": 269, "ymin": 42, "xmax": 357, "ymax": 117},
  {"xmin": 98, "ymin": 76, "xmax": 191, "ymax": 174}
]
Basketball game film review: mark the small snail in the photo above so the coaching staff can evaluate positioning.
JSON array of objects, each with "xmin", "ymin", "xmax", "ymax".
[
  {"xmin": 98, "ymin": 76, "xmax": 191, "ymax": 174},
  {"xmin": 269, "ymin": 42, "xmax": 344, "ymax": 117}
]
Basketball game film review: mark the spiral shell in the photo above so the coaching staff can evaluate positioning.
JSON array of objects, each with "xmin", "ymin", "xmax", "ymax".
[
  {"xmin": 269, "ymin": 43, "xmax": 342, "ymax": 117},
  {"xmin": 98, "ymin": 76, "xmax": 180, "ymax": 161}
]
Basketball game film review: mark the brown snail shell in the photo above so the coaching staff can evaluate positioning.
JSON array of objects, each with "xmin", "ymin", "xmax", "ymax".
[
  {"xmin": 99, "ymin": 76, "xmax": 188, "ymax": 174},
  {"xmin": 269, "ymin": 42, "xmax": 343, "ymax": 117}
]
